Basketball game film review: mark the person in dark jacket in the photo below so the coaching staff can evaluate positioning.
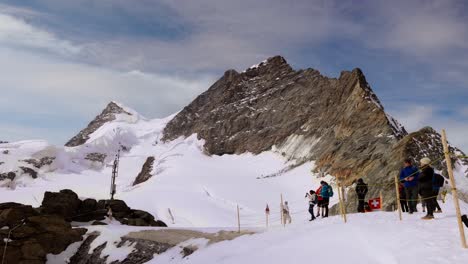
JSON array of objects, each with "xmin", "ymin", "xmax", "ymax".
[
  {"xmin": 399, "ymin": 158, "xmax": 419, "ymax": 214},
  {"xmin": 355, "ymin": 178, "xmax": 368, "ymax": 213},
  {"xmin": 418, "ymin": 157, "xmax": 435, "ymax": 220},
  {"xmin": 320, "ymin": 181, "xmax": 332, "ymax": 218}
]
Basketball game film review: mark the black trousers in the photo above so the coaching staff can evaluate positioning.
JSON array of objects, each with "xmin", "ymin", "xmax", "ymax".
[
  {"xmin": 400, "ymin": 199, "xmax": 409, "ymax": 212},
  {"xmin": 357, "ymin": 194, "xmax": 366, "ymax": 213},
  {"xmin": 420, "ymin": 189, "xmax": 435, "ymax": 216},
  {"xmin": 405, "ymin": 186, "xmax": 418, "ymax": 213},
  {"xmin": 322, "ymin": 198, "xmax": 330, "ymax": 217},
  {"xmin": 308, "ymin": 204, "xmax": 315, "ymax": 219}
]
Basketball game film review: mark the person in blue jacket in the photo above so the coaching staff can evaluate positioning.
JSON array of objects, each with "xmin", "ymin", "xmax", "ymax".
[
  {"xmin": 399, "ymin": 158, "xmax": 419, "ymax": 214},
  {"xmin": 320, "ymin": 181, "xmax": 333, "ymax": 218}
]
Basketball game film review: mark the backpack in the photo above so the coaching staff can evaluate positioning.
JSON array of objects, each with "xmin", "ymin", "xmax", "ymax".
[
  {"xmin": 328, "ymin": 186, "xmax": 334, "ymax": 197},
  {"xmin": 433, "ymin": 173, "xmax": 445, "ymax": 188}
]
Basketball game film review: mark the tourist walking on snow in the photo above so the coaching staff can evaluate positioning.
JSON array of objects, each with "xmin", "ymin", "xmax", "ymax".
[
  {"xmin": 418, "ymin": 157, "xmax": 436, "ymax": 220},
  {"xmin": 282, "ymin": 201, "xmax": 292, "ymax": 224},
  {"xmin": 305, "ymin": 190, "xmax": 317, "ymax": 221},
  {"xmin": 320, "ymin": 181, "xmax": 333, "ymax": 218},
  {"xmin": 355, "ymin": 178, "xmax": 368, "ymax": 213},
  {"xmin": 399, "ymin": 158, "xmax": 419, "ymax": 214},
  {"xmin": 316, "ymin": 185, "xmax": 324, "ymax": 217}
]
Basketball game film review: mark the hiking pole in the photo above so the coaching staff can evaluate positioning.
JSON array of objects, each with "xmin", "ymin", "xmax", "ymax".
[
  {"xmin": 237, "ymin": 204, "xmax": 241, "ymax": 233},
  {"xmin": 442, "ymin": 129, "xmax": 467, "ymax": 249},
  {"xmin": 394, "ymin": 176, "xmax": 403, "ymax": 221},
  {"xmin": 280, "ymin": 194, "xmax": 284, "ymax": 227}
]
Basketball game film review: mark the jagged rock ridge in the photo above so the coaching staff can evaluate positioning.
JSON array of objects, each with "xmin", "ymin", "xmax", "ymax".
[
  {"xmin": 65, "ymin": 101, "xmax": 133, "ymax": 147},
  {"xmin": 163, "ymin": 55, "xmax": 467, "ymax": 210},
  {"xmin": 163, "ymin": 56, "xmax": 406, "ymax": 171}
]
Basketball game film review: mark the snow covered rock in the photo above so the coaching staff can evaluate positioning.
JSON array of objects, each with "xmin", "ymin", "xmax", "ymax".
[{"xmin": 65, "ymin": 101, "xmax": 138, "ymax": 147}]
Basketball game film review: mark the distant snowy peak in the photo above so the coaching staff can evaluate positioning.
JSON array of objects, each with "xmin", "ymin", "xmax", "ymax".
[{"xmin": 65, "ymin": 101, "xmax": 143, "ymax": 147}]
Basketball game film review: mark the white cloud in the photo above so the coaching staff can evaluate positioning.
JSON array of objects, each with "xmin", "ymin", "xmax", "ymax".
[{"xmin": 0, "ymin": 12, "xmax": 80, "ymax": 56}]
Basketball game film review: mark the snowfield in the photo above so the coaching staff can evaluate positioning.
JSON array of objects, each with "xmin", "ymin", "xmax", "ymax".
[{"xmin": 1, "ymin": 103, "xmax": 468, "ymax": 263}]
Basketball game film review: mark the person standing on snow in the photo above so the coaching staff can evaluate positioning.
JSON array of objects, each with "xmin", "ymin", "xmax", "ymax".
[
  {"xmin": 305, "ymin": 190, "xmax": 317, "ymax": 221},
  {"xmin": 320, "ymin": 181, "xmax": 333, "ymax": 218},
  {"xmin": 418, "ymin": 157, "xmax": 436, "ymax": 220},
  {"xmin": 282, "ymin": 201, "xmax": 292, "ymax": 224},
  {"xmin": 355, "ymin": 178, "xmax": 368, "ymax": 213},
  {"xmin": 399, "ymin": 158, "xmax": 419, "ymax": 214},
  {"xmin": 316, "ymin": 185, "xmax": 324, "ymax": 217}
]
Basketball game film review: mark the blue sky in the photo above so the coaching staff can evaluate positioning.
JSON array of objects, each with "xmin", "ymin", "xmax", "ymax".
[{"xmin": 0, "ymin": 0, "xmax": 467, "ymax": 151}]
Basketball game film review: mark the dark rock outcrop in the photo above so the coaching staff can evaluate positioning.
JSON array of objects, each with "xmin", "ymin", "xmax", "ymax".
[
  {"xmin": 133, "ymin": 156, "xmax": 155, "ymax": 186},
  {"xmin": 0, "ymin": 203, "xmax": 86, "ymax": 264},
  {"xmin": 40, "ymin": 190, "xmax": 166, "ymax": 226},
  {"xmin": 0, "ymin": 172, "xmax": 15, "ymax": 181},
  {"xmin": 84, "ymin": 152, "xmax": 107, "ymax": 163},
  {"xmin": 41, "ymin": 189, "xmax": 82, "ymax": 219},
  {"xmin": 65, "ymin": 102, "xmax": 133, "ymax": 147},
  {"xmin": 19, "ymin": 166, "xmax": 38, "ymax": 179},
  {"xmin": 22, "ymin": 157, "xmax": 55, "ymax": 169}
]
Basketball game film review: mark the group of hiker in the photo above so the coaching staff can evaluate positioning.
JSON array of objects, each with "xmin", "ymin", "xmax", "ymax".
[
  {"xmin": 399, "ymin": 157, "xmax": 445, "ymax": 220},
  {"xmin": 304, "ymin": 181, "xmax": 334, "ymax": 221},
  {"xmin": 295, "ymin": 157, "xmax": 448, "ymax": 222}
]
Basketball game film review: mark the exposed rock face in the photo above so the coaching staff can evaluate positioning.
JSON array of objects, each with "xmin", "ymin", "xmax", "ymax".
[
  {"xmin": 40, "ymin": 189, "xmax": 167, "ymax": 226},
  {"xmin": 0, "ymin": 171, "xmax": 15, "ymax": 181},
  {"xmin": 22, "ymin": 157, "xmax": 55, "ymax": 169},
  {"xmin": 164, "ymin": 56, "xmax": 406, "ymax": 174},
  {"xmin": 84, "ymin": 152, "xmax": 107, "ymax": 163},
  {"xmin": 162, "ymin": 55, "xmax": 467, "ymax": 212},
  {"xmin": 65, "ymin": 102, "xmax": 133, "ymax": 147},
  {"xmin": 0, "ymin": 203, "xmax": 86, "ymax": 264},
  {"xmin": 133, "ymin": 156, "xmax": 155, "ymax": 186},
  {"xmin": 19, "ymin": 166, "xmax": 38, "ymax": 179}
]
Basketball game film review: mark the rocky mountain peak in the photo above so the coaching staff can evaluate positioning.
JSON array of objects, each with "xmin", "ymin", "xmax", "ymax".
[
  {"xmin": 163, "ymin": 56, "xmax": 406, "ymax": 164},
  {"xmin": 65, "ymin": 101, "xmax": 133, "ymax": 147}
]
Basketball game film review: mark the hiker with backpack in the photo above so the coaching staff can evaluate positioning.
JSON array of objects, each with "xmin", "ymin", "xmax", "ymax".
[
  {"xmin": 320, "ymin": 181, "xmax": 334, "ymax": 218},
  {"xmin": 399, "ymin": 158, "xmax": 420, "ymax": 214},
  {"xmin": 355, "ymin": 178, "xmax": 368, "ymax": 213},
  {"xmin": 316, "ymin": 185, "xmax": 324, "ymax": 217},
  {"xmin": 418, "ymin": 157, "xmax": 436, "ymax": 220},
  {"xmin": 305, "ymin": 190, "xmax": 318, "ymax": 221}
]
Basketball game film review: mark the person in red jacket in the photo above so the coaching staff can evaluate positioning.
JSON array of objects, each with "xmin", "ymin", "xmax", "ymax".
[{"xmin": 316, "ymin": 185, "xmax": 324, "ymax": 217}]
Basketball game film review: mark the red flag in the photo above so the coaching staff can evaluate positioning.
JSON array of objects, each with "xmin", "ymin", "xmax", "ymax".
[{"xmin": 369, "ymin": 198, "xmax": 382, "ymax": 210}]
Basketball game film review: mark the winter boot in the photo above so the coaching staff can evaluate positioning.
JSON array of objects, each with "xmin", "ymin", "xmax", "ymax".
[
  {"xmin": 462, "ymin": 215, "xmax": 468, "ymax": 228},
  {"xmin": 421, "ymin": 215, "xmax": 434, "ymax": 220}
]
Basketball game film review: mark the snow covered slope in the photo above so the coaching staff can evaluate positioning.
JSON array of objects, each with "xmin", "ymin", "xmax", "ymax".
[{"xmin": 0, "ymin": 106, "xmax": 335, "ymax": 227}]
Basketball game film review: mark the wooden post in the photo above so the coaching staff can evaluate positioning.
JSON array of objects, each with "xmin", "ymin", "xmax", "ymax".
[
  {"xmin": 237, "ymin": 204, "xmax": 240, "ymax": 233},
  {"xmin": 338, "ymin": 186, "xmax": 348, "ymax": 223},
  {"xmin": 280, "ymin": 194, "xmax": 284, "ymax": 227},
  {"xmin": 337, "ymin": 181, "xmax": 344, "ymax": 219},
  {"xmin": 265, "ymin": 204, "xmax": 270, "ymax": 229},
  {"xmin": 442, "ymin": 129, "xmax": 467, "ymax": 249},
  {"xmin": 394, "ymin": 176, "xmax": 403, "ymax": 221},
  {"xmin": 380, "ymin": 191, "xmax": 383, "ymax": 211}
]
